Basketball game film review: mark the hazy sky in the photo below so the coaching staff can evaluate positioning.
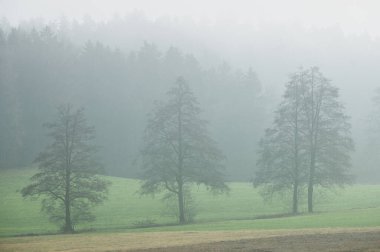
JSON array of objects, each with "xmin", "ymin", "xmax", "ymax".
[{"xmin": 1, "ymin": 0, "xmax": 379, "ymax": 38}]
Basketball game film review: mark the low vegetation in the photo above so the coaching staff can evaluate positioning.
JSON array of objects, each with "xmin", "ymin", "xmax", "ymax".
[{"xmin": 0, "ymin": 169, "xmax": 379, "ymax": 236}]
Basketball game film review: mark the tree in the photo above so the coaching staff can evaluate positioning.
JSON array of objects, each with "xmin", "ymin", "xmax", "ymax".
[
  {"xmin": 140, "ymin": 77, "xmax": 228, "ymax": 224},
  {"xmin": 254, "ymin": 70, "xmax": 308, "ymax": 214},
  {"xmin": 255, "ymin": 67, "xmax": 353, "ymax": 213},
  {"xmin": 365, "ymin": 88, "xmax": 380, "ymax": 181},
  {"xmin": 21, "ymin": 104, "xmax": 109, "ymax": 233},
  {"xmin": 301, "ymin": 67, "xmax": 353, "ymax": 212}
]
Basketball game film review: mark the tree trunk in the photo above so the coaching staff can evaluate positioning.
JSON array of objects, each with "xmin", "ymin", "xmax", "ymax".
[
  {"xmin": 64, "ymin": 200, "xmax": 73, "ymax": 233},
  {"xmin": 177, "ymin": 84, "xmax": 185, "ymax": 224},
  {"xmin": 64, "ymin": 179, "xmax": 73, "ymax": 233},
  {"xmin": 292, "ymin": 181, "xmax": 298, "ymax": 214},
  {"xmin": 307, "ymin": 68, "xmax": 318, "ymax": 214},
  {"xmin": 178, "ymin": 181, "xmax": 186, "ymax": 224},
  {"xmin": 64, "ymin": 110, "xmax": 74, "ymax": 233},
  {"xmin": 292, "ymin": 75, "xmax": 300, "ymax": 215},
  {"xmin": 308, "ymin": 153, "xmax": 315, "ymax": 213},
  {"xmin": 308, "ymin": 181, "xmax": 313, "ymax": 213},
  {"xmin": 64, "ymin": 164, "xmax": 73, "ymax": 233}
]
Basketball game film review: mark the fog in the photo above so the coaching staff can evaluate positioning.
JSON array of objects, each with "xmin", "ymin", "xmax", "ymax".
[
  {"xmin": 1, "ymin": 0, "xmax": 380, "ymax": 182},
  {"xmin": 2, "ymin": 0, "xmax": 380, "ymax": 35}
]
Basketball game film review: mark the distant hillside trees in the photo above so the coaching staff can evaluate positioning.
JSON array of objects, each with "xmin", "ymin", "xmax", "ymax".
[
  {"xmin": 140, "ymin": 77, "xmax": 228, "ymax": 224},
  {"xmin": 0, "ymin": 25, "xmax": 264, "ymax": 181},
  {"xmin": 21, "ymin": 105, "xmax": 110, "ymax": 233},
  {"xmin": 255, "ymin": 67, "xmax": 353, "ymax": 213}
]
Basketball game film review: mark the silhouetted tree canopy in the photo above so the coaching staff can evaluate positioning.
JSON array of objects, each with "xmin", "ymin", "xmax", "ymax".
[
  {"xmin": 140, "ymin": 77, "xmax": 228, "ymax": 223},
  {"xmin": 255, "ymin": 67, "xmax": 354, "ymax": 213},
  {"xmin": 21, "ymin": 104, "xmax": 110, "ymax": 233}
]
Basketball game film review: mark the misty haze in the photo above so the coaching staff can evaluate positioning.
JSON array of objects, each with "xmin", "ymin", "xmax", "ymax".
[{"xmin": 0, "ymin": 0, "xmax": 379, "ymax": 251}]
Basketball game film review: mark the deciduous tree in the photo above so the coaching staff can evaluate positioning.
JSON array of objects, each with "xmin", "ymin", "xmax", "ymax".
[
  {"xmin": 140, "ymin": 77, "xmax": 228, "ymax": 224},
  {"xmin": 255, "ymin": 67, "xmax": 353, "ymax": 213},
  {"xmin": 255, "ymin": 70, "xmax": 308, "ymax": 214},
  {"xmin": 302, "ymin": 67, "xmax": 353, "ymax": 212},
  {"xmin": 21, "ymin": 104, "xmax": 109, "ymax": 233}
]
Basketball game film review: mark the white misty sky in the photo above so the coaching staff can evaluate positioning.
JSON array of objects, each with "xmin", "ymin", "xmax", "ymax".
[{"xmin": 0, "ymin": 0, "xmax": 379, "ymax": 38}]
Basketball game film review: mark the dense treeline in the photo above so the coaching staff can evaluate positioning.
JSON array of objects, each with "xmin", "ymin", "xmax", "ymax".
[
  {"xmin": 0, "ymin": 25, "xmax": 266, "ymax": 180},
  {"xmin": 1, "ymin": 16, "xmax": 380, "ymax": 183},
  {"xmin": 1, "ymin": 16, "xmax": 379, "ymax": 232}
]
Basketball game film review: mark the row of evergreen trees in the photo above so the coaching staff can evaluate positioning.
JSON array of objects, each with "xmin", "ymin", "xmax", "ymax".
[{"xmin": 0, "ymin": 26, "xmax": 265, "ymax": 179}]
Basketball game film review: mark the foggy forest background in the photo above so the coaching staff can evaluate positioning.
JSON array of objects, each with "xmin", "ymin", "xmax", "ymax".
[{"xmin": 0, "ymin": 13, "xmax": 379, "ymax": 183}]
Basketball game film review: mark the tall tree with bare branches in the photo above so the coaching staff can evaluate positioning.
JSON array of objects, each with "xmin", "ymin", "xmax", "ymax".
[
  {"xmin": 21, "ymin": 104, "xmax": 109, "ymax": 233},
  {"xmin": 140, "ymin": 77, "xmax": 228, "ymax": 224},
  {"xmin": 255, "ymin": 67, "xmax": 353, "ymax": 213},
  {"xmin": 302, "ymin": 67, "xmax": 354, "ymax": 212},
  {"xmin": 255, "ymin": 70, "xmax": 308, "ymax": 214}
]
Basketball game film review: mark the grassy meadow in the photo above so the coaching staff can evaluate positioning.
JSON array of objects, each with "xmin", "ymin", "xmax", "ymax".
[{"xmin": 0, "ymin": 168, "xmax": 380, "ymax": 236}]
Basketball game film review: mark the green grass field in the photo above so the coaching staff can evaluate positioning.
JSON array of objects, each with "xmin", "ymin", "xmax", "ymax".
[{"xmin": 0, "ymin": 168, "xmax": 379, "ymax": 236}]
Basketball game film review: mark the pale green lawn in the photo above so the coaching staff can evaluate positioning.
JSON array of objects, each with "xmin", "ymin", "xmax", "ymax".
[{"xmin": 0, "ymin": 168, "xmax": 379, "ymax": 236}]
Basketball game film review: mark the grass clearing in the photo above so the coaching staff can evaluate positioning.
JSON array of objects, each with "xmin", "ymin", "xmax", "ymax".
[{"xmin": 0, "ymin": 168, "xmax": 379, "ymax": 236}]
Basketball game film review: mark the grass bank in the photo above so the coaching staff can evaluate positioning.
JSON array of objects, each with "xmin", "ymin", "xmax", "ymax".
[{"xmin": 0, "ymin": 168, "xmax": 379, "ymax": 236}]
